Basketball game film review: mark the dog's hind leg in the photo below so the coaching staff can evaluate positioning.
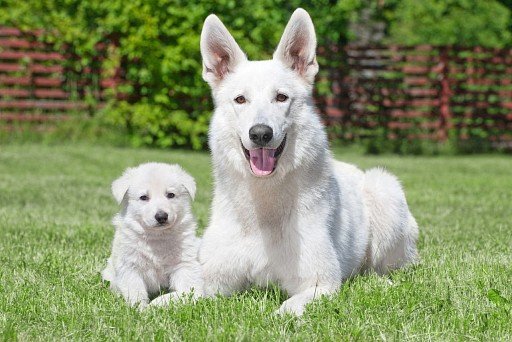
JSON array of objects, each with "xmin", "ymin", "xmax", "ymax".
[{"xmin": 362, "ymin": 167, "xmax": 419, "ymax": 274}]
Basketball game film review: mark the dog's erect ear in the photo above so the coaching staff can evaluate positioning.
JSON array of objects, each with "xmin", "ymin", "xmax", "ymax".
[
  {"xmin": 200, "ymin": 14, "xmax": 247, "ymax": 86},
  {"xmin": 273, "ymin": 8, "xmax": 318, "ymax": 84},
  {"xmin": 111, "ymin": 168, "xmax": 134, "ymax": 205},
  {"xmin": 180, "ymin": 172, "xmax": 196, "ymax": 201}
]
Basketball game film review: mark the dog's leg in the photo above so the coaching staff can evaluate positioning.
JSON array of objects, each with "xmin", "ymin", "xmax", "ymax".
[
  {"xmin": 200, "ymin": 242, "xmax": 252, "ymax": 297},
  {"xmin": 199, "ymin": 221, "xmax": 253, "ymax": 296},
  {"xmin": 149, "ymin": 292, "xmax": 181, "ymax": 307},
  {"xmin": 363, "ymin": 168, "xmax": 419, "ymax": 273},
  {"xmin": 151, "ymin": 266, "xmax": 230, "ymax": 306},
  {"xmin": 149, "ymin": 263, "xmax": 204, "ymax": 307},
  {"xmin": 101, "ymin": 258, "xmax": 114, "ymax": 282},
  {"xmin": 171, "ymin": 262, "xmax": 204, "ymax": 297},
  {"xmin": 277, "ymin": 285, "xmax": 336, "ymax": 316},
  {"xmin": 201, "ymin": 258, "xmax": 249, "ymax": 297},
  {"xmin": 115, "ymin": 270, "xmax": 149, "ymax": 309}
]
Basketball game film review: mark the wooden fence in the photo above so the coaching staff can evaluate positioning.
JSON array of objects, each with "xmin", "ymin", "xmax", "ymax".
[
  {"xmin": 1, "ymin": 25, "xmax": 511, "ymax": 147},
  {"xmin": 319, "ymin": 45, "xmax": 512, "ymax": 145},
  {"xmin": 0, "ymin": 27, "xmax": 118, "ymax": 124}
]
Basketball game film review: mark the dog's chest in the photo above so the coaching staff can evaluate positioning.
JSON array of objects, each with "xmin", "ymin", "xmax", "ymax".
[
  {"xmin": 248, "ymin": 225, "xmax": 303, "ymax": 289},
  {"xmin": 137, "ymin": 239, "xmax": 181, "ymax": 284},
  {"xmin": 235, "ymin": 189, "xmax": 297, "ymax": 230}
]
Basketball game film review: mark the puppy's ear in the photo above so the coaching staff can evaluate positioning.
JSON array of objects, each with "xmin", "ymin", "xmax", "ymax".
[
  {"xmin": 180, "ymin": 172, "xmax": 196, "ymax": 201},
  {"xmin": 200, "ymin": 14, "xmax": 247, "ymax": 86},
  {"xmin": 111, "ymin": 168, "xmax": 134, "ymax": 205},
  {"xmin": 273, "ymin": 8, "xmax": 318, "ymax": 84}
]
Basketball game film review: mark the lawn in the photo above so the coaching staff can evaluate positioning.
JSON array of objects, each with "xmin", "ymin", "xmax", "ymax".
[{"xmin": 0, "ymin": 143, "xmax": 510, "ymax": 340}]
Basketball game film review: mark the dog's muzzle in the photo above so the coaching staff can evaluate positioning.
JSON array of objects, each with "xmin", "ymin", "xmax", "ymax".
[{"xmin": 241, "ymin": 135, "xmax": 286, "ymax": 177}]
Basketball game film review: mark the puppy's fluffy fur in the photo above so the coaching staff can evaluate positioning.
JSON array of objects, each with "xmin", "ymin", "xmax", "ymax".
[{"xmin": 102, "ymin": 163, "xmax": 203, "ymax": 308}]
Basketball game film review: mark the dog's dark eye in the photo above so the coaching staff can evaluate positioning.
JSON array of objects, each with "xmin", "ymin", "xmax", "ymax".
[
  {"xmin": 234, "ymin": 95, "xmax": 246, "ymax": 104},
  {"xmin": 139, "ymin": 195, "xmax": 149, "ymax": 201},
  {"xmin": 276, "ymin": 94, "xmax": 288, "ymax": 102},
  {"xmin": 166, "ymin": 193, "xmax": 175, "ymax": 199}
]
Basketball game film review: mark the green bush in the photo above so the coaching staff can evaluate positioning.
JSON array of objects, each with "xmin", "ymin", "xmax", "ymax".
[
  {"xmin": 0, "ymin": 0, "xmax": 360, "ymax": 149},
  {"xmin": 385, "ymin": 0, "xmax": 512, "ymax": 47}
]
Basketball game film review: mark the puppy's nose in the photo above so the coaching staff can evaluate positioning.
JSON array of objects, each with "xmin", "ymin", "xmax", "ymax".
[
  {"xmin": 249, "ymin": 124, "xmax": 273, "ymax": 146},
  {"xmin": 155, "ymin": 211, "xmax": 168, "ymax": 224}
]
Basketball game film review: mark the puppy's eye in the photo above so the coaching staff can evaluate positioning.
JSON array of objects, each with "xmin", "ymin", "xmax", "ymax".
[
  {"xmin": 234, "ymin": 95, "xmax": 246, "ymax": 104},
  {"xmin": 276, "ymin": 93, "xmax": 288, "ymax": 102},
  {"xmin": 166, "ymin": 193, "xmax": 175, "ymax": 199},
  {"xmin": 139, "ymin": 195, "xmax": 149, "ymax": 201}
]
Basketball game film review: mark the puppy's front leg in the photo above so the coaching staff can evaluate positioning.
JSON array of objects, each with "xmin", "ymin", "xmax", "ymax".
[
  {"xmin": 277, "ymin": 285, "xmax": 336, "ymax": 316},
  {"xmin": 149, "ymin": 263, "xmax": 204, "ymax": 307},
  {"xmin": 115, "ymin": 270, "xmax": 149, "ymax": 309}
]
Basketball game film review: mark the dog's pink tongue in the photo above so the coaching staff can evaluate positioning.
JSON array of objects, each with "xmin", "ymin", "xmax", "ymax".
[{"xmin": 249, "ymin": 148, "xmax": 276, "ymax": 176}]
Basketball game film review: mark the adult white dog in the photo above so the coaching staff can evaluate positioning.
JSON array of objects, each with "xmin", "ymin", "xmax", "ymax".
[
  {"xmin": 102, "ymin": 163, "xmax": 203, "ymax": 309},
  {"xmin": 198, "ymin": 8, "xmax": 419, "ymax": 315}
]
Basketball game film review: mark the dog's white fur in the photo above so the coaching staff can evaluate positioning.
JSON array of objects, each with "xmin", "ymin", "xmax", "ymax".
[
  {"xmin": 198, "ymin": 8, "xmax": 419, "ymax": 315},
  {"xmin": 102, "ymin": 163, "xmax": 203, "ymax": 308}
]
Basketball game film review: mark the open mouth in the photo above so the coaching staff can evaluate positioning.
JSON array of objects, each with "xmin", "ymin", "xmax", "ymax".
[{"xmin": 242, "ymin": 135, "xmax": 286, "ymax": 177}]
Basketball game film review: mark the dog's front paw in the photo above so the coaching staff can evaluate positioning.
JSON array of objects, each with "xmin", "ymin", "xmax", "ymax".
[
  {"xmin": 132, "ymin": 299, "xmax": 149, "ymax": 312},
  {"xmin": 149, "ymin": 291, "xmax": 195, "ymax": 307},
  {"xmin": 149, "ymin": 292, "xmax": 183, "ymax": 307},
  {"xmin": 276, "ymin": 296, "xmax": 308, "ymax": 316}
]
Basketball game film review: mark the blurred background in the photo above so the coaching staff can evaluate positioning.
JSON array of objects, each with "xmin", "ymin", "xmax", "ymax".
[{"xmin": 1, "ymin": 0, "xmax": 511, "ymax": 154}]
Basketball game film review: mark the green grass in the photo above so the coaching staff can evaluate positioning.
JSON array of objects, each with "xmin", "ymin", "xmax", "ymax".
[{"xmin": 0, "ymin": 143, "xmax": 511, "ymax": 340}]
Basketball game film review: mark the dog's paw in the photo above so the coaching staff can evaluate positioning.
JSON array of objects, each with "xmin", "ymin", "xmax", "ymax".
[
  {"xmin": 149, "ymin": 292, "xmax": 182, "ymax": 307},
  {"xmin": 275, "ymin": 296, "xmax": 307, "ymax": 316},
  {"xmin": 133, "ymin": 299, "xmax": 149, "ymax": 312}
]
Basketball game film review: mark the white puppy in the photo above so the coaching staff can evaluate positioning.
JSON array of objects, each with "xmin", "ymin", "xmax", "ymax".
[
  {"xmin": 198, "ymin": 9, "xmax": 419, "ymax": 316},
  {"xmin": 102, "ymin": 162, "xmax": 203, "ymax": 308}
]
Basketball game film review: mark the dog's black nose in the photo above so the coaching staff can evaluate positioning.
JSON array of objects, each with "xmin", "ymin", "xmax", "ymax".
[
  {"xmin": 155, "ymin": 211, "xmax": 168, "ymax": 224},
  {"xmin": 249, "ymin": 124, "xmax": 273, "ymax": 146}
]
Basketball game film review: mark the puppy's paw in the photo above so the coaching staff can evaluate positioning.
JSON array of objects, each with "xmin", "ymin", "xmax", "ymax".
[
  {"xmin": 133, "ymin": 299, "xmax": 149, "ymax": 312},
  {"xmin": 149, "ymin": 292, "xmax": 181, "ymax": 307},
  {"xmin": 275, "ymin": 297, "xmax": 307, "ymax": 316}
]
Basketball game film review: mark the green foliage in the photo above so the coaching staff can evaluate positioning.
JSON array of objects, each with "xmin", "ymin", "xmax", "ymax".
[
  {"xmin": 361, "ymin": 131, "xmax": 507, "ymax": 156},
  {"xmin": 385, "ymin": 0, "xmax": 512, "ymax": 47},
  {"xmin": 0, "ymin": 0, "xmax": 360, "ymax": 149},
  {"xmin": 363, "ymin": 130, "xmax": 454, "ymax": 156}
]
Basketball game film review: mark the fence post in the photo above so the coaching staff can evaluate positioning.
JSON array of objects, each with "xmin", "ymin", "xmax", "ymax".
[{"xmin": 438, "ymin": 46, "xmax": 452, "ymax": 141}]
